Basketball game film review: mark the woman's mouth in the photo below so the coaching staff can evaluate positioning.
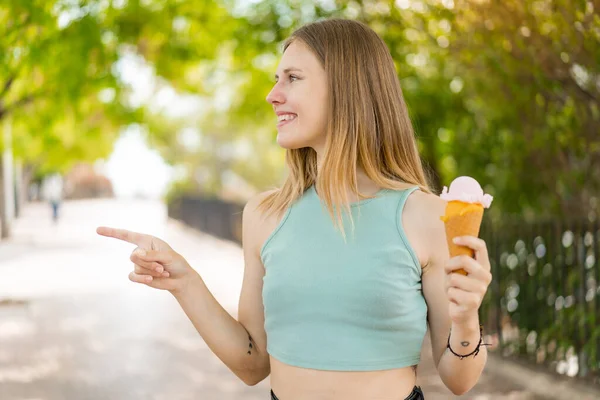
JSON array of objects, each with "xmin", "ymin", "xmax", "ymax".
[{"xmin": 277, "ymin": 114, "xmax": 297, "ymax": 128}]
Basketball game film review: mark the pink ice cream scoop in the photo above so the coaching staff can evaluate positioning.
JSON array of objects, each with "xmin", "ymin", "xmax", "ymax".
[{"xmin": 440, "ymin": 176, "xmax": 493, "ymax": 208}]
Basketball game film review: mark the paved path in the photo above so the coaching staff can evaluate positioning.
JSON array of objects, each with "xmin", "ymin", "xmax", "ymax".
[{"xmin": 0, "ymin": 199, "xmax": 542, "ymax": 399}]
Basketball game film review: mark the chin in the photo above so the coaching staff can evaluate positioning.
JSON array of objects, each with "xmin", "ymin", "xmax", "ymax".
[{"xmin": 276, "ymin": 133, "xmax": 310, "ymax": 150}]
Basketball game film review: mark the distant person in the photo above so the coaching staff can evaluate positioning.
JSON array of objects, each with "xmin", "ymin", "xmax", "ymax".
[
  {"xmin": 42, "ymin": 173, "xmax": 64, "ymax": 223},
  {"xmin": 97, "ymin": 19, "xmax": 493, "ymax": 400}
]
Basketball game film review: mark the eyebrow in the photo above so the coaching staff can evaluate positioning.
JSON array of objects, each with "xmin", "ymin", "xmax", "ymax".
[{"xmin": 274, "ymin": 67, "xmax": 303, "ymax": 79}]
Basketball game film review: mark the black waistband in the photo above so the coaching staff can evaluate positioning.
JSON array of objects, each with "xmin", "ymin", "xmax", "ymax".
[{"xmin": 270, "ymin": 385, "xmax": 424, "ymax": 400}]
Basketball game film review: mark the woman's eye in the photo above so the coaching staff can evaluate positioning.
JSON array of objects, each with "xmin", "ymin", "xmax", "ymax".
[{"xmin": 274, "ymin": 75, "xmax": 299, "ymax": 83}]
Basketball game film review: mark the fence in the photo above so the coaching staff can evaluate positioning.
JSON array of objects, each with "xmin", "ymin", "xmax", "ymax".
[
  {"xmin": 168, "ymin": 196, "xmax": 244, "ymax": 244},
  {"xmin": 168, "ymin": 195, "xmax": 599, "ymax": 385},
  {"xmin": 480, "ymin": 216, "xmax": 599, "ymax": 384}
]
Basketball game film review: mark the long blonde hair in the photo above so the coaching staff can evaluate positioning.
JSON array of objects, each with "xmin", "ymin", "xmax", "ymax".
[{"xmin": 258, "ymin": 18, "xmax": 434, "ymax": 238}]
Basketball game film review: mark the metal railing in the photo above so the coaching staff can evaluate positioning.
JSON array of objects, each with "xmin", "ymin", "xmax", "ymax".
[
  {"xmin": 168, "ymin": 196, "xmax": 243, "ymax": 244},
  {"xmin": 480, "ymin": 216, "xmax": 599, "ymax": 384}
]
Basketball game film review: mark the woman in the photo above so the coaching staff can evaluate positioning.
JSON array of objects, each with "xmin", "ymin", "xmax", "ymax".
[{"xmin": 97, "ymin": 19, "xmax": 492, "ymax": 400}]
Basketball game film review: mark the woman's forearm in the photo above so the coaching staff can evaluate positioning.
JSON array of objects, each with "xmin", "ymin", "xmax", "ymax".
[
  {"xmin": 437, "ymin": 321, "xmax": 487, "ymax": 395},
  {"xmin": 172, "ymin": 273, "xmax": 269, "ymax": 385}
]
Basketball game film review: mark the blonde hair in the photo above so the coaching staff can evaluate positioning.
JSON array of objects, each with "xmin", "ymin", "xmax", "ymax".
[{"xmin": 258, "ymin": 18, "xmax": 434, "ymax": 239}]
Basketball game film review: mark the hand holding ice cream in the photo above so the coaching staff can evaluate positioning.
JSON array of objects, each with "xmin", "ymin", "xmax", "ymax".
[{"xmin": 440, "ymin": 176, "xmax": 493, "ymax": 275}]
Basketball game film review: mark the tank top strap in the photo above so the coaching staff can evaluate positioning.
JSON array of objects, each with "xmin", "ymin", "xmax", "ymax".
[
  {"xmin": 374, "ymin": 185, "xmax": 420, "ymax": 213},
  {"xmin": 396, "ymin": 186, "xmax": 421, "ymax": 209},
  {"xmin": 393, "ymin": 185, "xmax": 422, "ymax": 274}
]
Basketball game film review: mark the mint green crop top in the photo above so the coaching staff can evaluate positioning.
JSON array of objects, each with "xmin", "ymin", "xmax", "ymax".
[{"xmin": 260, "ymin": 185, "xmax": 428, "ymax": 371}]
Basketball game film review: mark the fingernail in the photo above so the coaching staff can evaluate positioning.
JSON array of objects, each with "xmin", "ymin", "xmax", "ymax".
[
  {"xmin": 146, "ymin": 276, "xmax": 153, "ymax": 282},
  {"xmin": 138, "ymin": 249, "xmax": 146, "ymax": 257},
  {"xmin": 156, "ymin": 267, "xmax": 163, "ymax": 273}
]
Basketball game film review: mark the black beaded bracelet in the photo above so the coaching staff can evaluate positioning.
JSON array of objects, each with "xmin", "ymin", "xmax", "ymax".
[{"xmin": 446, "ymin": 324, "xmax": 491, "ymax": 360}]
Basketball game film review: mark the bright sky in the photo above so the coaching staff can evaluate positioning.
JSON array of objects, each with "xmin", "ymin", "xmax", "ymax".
[
  {"xmin": 99, "ymin": 52, "xmax": 201, "ymax": 200},
  {"xmin": 101, "ymin": 126, "xmax": 174, "ymax": 200}
]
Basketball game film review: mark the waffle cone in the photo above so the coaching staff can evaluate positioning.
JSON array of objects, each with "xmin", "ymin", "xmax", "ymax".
[{"xmin": 440, "ymin": 201, "xmax": 484, "ymax": 275}]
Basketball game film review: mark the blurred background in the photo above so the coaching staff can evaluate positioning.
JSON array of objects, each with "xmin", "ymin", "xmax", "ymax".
[{"xmin": 0, "ymin": 0, "xmax": 598, "ymax": 399}]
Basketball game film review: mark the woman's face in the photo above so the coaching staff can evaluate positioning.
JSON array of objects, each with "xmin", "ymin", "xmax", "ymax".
[{"xmin": 266, "ymin": 40, "xmax": 329, "ymax": 152}]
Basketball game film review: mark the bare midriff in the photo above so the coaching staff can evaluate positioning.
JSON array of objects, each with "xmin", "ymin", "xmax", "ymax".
[{"xmin": 269, "ymin": 356, "xmax": 417, "ymax": 400}]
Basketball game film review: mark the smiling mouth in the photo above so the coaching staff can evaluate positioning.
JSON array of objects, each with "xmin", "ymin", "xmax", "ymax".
[{"xmin": 277, "ymin": 114, "xmax": 297, "ymax": 127}]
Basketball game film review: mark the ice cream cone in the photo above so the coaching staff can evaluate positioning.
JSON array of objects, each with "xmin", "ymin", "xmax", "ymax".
[
  {"xmin": 440, "ymin": 201, "xmax": 484, "ymax": 275},
  {"xmin": 439, "ymin": 176, "xmax": 493, "ymax": 276}
]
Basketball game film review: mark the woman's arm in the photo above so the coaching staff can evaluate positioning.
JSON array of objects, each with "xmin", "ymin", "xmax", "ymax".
[
  {"xmin": 172, "ymin": 272, "xmax": 269, "ymax": 385},
  {"xmin": 173, "ymin": 191, "xmax": 275, "ymax": 385},
  {"xmin": 98, "ymin": 191, "xmax": 275, "ymax": 386},
  {"xmin": 419, "ymin": 194, "xmax": 490, "ymax": 395}
]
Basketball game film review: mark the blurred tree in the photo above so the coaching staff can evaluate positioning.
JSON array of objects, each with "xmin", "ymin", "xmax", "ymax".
[
  {"xmin": 0, "ymin": 0, "xmax": 136, "ymax": 236},
  {"xmin": 0, "ymin": 0, "xmax": 136, "ymax": 163},
  {"xmin": 183, "ymin": 0, "xmax": 597, "ymax": 220},
  {"xmin": 2, "ymin": 0, "xmax": 597, "ymax": 222},
  {"xmin": 445, "ymin": 0, "xmax": 599, "ymax": 219}
]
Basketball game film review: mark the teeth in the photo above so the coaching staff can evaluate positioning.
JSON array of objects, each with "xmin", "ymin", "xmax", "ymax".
[{"xmin": 277, "ymin": 114, "xmax": 296, "ymax": 122}]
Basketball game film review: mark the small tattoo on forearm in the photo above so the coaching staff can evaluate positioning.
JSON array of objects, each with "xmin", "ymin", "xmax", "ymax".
[
  {"xmin": 247, "ymin": 334, "xmax": 253, "ymax": 355},
  {"xmin": 461, "ymin": 341, "xmax": 470, "ymax": 347}
]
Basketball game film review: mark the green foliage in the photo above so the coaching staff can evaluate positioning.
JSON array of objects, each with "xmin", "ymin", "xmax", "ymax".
[
  {"xmin": 444, "ymin": 0, "xmax": 599, "ymax": 219},
  {"xmin": 1, "ymin": 0, "xmax": 142, "ymax": 171},
  {"xmin": 137, "ymin": 0, "xmax": 598, "ymax": 221},
  {"xmin": 1, "ymin": 0, "xmax": 597, "ymax": 219}
]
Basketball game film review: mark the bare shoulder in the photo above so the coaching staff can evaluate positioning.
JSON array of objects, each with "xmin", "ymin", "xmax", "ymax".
[
  {"xmin": 406, "ymin": 189, "xmax": 446, "ymax": 218},
  {"xmin": 243, "ymin": 189, "xmax": 285, "ymax": 257},
  {"xmin": 244, "ymin": 189, "xmax": 278, "ymax": 218},
  {"xmin": 402, "ymin": 189, "xmax": 448, "ymax": 270}
]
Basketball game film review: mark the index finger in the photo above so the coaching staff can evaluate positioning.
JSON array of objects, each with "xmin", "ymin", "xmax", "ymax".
[{"xmin": 96, "ymin": 226, "xmax": 148, "ymax": 246}]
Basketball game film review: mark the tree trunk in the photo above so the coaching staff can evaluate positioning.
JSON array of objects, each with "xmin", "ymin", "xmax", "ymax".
[
  {"xmin": 1, "ymin": 118, "xmax": 14, "ymax": 239},
  {"xmin": 0, "ymin": 155, "xmax": 8, "ymax": 239},
  {"xmin": 14, "ymin": 158, "xmax": 25, "ymax": 218}
]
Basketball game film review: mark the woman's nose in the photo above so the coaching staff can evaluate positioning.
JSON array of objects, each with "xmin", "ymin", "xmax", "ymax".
[{"xmin": 266, "ymin": 84, "xmax": 285, "ymax": 105}]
